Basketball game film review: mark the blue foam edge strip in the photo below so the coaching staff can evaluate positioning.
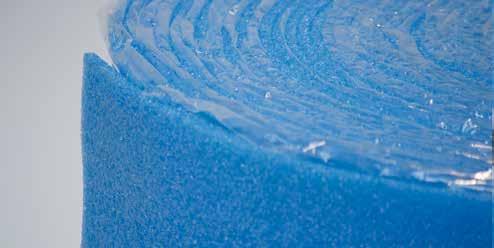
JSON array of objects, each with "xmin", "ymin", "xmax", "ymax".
[{"xmin": 81, "ymin": 53, "xmax": 491, "ymax": 246}]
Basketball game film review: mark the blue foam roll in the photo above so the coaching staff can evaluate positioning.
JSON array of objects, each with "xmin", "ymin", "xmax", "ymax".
[{"xmin": 81, "ymin": 53, "xmax": 491, "ymax": 246}]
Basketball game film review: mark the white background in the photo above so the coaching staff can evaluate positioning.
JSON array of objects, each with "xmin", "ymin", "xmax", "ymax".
[{"xmin": 1, "ymin": 1, "xmax": 113, "ymax": 247}]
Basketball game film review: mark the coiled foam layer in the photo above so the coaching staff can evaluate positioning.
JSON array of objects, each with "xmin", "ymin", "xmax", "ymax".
[{"xmin": 107, "ymin": 0, "xmax": 493, "ymax": 191}]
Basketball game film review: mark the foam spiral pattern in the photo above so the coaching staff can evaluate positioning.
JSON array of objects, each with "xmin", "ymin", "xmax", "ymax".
[{"xmin": 108, "ymin": 0, "xmax": 493, "ymax": 192}]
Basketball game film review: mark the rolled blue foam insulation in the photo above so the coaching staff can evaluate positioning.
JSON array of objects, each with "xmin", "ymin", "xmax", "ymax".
[{"xmin": 82, "ymin": 0, "xmax": 493, "ymax": 246}]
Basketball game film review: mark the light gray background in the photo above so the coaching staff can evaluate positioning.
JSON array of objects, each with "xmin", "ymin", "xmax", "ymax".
[{"xmin": 1, "ymin": 1, "xmax": 114, "ymax": 247}]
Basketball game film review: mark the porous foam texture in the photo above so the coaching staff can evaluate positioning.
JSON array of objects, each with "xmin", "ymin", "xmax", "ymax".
[
  {"xmin": 82, "ymin": 54, "xmax": 491, "ymax": 246},
  {"xmin": 82, "ymin": 0, "xmax": 493, "ymax": 246}
]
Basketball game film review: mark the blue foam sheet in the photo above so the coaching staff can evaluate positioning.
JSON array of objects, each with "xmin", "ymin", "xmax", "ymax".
[
  {"xmin": 82, "ymin": 54, "xmax": 491, "ymax": 246},
  {"xmin": 82, "ymin": 0, "xmax": 493, "ymax": 246}
]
